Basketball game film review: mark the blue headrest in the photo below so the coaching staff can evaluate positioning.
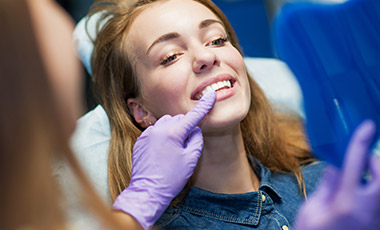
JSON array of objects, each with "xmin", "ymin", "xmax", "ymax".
[{"xmin": 274, "ymin": 0, "xmax": 380, "ymax": 167}]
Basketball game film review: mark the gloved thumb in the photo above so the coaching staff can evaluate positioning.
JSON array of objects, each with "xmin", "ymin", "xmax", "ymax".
[{"xmin": 341, "ymin": 120, "xmax": 376, "ymax": 189}]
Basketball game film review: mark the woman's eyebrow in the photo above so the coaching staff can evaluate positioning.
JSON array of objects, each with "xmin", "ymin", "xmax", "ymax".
[
  {"xmin": 146, "ymin": 19, "xmax": 223, "ymax": 55},
  {"xmin": 146, "ymin": 32, "xmax": 180, "ymax": 54},
  {"xmin": 199, "ymin": 19, "xmax": 223, "ymax": 29}
]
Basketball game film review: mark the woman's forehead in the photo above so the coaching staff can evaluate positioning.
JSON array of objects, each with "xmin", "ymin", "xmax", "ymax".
[{"xmin": 128, "ymin": 0, "xmax": 221, "ymax": 50}]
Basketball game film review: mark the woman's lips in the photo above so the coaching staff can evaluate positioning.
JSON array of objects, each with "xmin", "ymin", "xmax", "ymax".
[
  {"xmin": 191, "ymin": 74, "xmax": 236, "ymax": 100},
  {"xmin": 214, "ymin": 82, "xmax": 236, "ymax": 101},
  {"xmin": 193, "ymin": 79, "xmax": 233, "ymax": 100}
]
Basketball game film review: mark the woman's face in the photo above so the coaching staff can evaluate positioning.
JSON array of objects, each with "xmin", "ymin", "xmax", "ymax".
[{"xmin": 129, "ymin": 0, "xmax": 251, "ymax": 132}]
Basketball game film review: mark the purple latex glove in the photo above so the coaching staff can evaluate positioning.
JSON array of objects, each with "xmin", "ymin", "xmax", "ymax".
[
  {"xmin": 113, "ymin": 91, "xmax": 216, "ymax": 230},
  {"xmin": 294, "ymin": 120, "xmax": 380, "ymax": 230}
]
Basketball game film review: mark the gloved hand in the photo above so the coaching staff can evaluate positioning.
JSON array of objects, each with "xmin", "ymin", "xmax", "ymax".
[
  {"xmin": 113, "ymin": 91, "xmax": 216, "ymax": 230},
  {"xmin": 294, "ymin": 120, "xmax": 380, "ymax": 230}
]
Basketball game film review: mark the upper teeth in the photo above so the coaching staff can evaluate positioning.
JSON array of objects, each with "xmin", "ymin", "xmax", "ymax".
[{"xmin": 201, "ymin": 80, "xmax": 231, "ymax": 95}]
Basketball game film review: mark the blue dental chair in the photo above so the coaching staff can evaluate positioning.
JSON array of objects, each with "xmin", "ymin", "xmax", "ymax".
[{"xmin": 274, "ymin": 0, "xmax": 380, "ymax": 167}]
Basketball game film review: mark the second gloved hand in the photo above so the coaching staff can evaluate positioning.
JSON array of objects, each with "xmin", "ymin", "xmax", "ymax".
[
  {"xmin": 294, "ymin": 120, "xmax": 380, "ymax": 230},
  {"xmin": 113, "ymin": 91, "xmax": 216, "ymax": 230}
]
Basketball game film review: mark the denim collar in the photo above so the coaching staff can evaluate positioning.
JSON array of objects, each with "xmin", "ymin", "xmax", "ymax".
[{"xmin": 176, "ymin": 158, "xmax": 283, "ymax": 226}]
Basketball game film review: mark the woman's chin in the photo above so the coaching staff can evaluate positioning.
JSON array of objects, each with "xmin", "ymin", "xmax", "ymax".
[{"xmin": 200, "ymin": 116, "xmax": 244, "ymax": 135}]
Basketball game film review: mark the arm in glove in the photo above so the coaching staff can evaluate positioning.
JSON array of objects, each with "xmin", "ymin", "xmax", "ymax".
[
  {"xmin": 294, "ymin": 120, "xmax": 380, "ymax": 230},
  {"xmin": 113, "ymin": 91, "xmax": 216, "ymax": 229}
]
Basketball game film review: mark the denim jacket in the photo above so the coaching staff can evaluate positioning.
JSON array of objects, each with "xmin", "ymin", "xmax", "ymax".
[{"xmin": 155, "ymin": 158, "xmax": 326, "ymax": 230}]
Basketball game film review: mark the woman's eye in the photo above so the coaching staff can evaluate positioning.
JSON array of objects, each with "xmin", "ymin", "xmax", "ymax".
[
  {"xmin": 160, "ymin": 53, "xmax": 179, "ymax": 65},
  {"xmin": 208, "ymin": 37, "xmax": 229, "ymax": 47}
]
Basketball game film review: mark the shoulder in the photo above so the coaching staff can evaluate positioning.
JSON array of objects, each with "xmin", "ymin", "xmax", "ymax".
[
  {"xmin": 259, "ymin": 161, "xmax": 326, "ymax": 225},
  {"xmin": 301, "ymin": 161, "xmax": 327, "ymax": 195},
  {"xmin": 301, "ymin": 161, "xmax": 326, "ymax": 178},
  {"xmin": 269, "ymin": 161, "xmax": 326, "ymax": 198}
]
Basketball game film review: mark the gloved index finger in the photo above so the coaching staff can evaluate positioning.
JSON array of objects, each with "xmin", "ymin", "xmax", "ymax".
[
  {"xmin": 179, "ymin": 90, "xmax": 216, "ymax": 139},
  {"xmin": 341, "ymin": 120, "xmax": 376, "ymax": 189}
]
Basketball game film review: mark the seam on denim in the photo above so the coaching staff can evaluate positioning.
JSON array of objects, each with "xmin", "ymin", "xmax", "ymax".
[
  {"xmin": 266, "ymin": 215, "xmax": 282, "ymax": 229},
  {"xmin": 155, "ymin": 207, "xmax": 181, "ymax": 227},
  {"xmin": 272, "ymin": 205, "xmax": 290, "ymax": 227},
  {"xmin": 253, "ymin": 191, "xmax": 261, "ymax": 223},
  {"xmin": 178, "ymin": 204, "xmax": 260, "ymax": 225}
]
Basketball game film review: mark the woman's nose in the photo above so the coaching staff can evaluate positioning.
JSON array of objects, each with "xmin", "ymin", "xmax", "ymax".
[{"xmin": 192, "ymin": 46, "xmax": 220, "ymax": 73}]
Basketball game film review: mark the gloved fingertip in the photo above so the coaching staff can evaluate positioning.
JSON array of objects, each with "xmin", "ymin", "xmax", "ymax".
[
  {"xmin": 201, "ymin": 90, "xmax": 216, "ymax": 103},
  {"xmin": 193, "ymin": 90, "xmax": 216, "ymax": 113},
  {"xmin": 182, "ymin": 91, "xmax": 216, "ymax": 133},
  {"xmin": 355, "ymin": 119, "xmax": 376, "ymax": 143},
  {"xmin": 195, "ymin": 90, "xmax": 216, "ymax": 113}
]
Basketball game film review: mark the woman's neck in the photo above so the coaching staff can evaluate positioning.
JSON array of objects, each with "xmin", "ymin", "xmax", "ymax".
[{"xmin": 191, "ymin": 125, "xmax": 260, "ymax": 194}]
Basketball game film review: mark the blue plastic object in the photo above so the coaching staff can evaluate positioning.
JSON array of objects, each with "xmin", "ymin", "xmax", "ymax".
[
  {"xmin": 274, "ymin": 0, "xmax": 380, "ymax": 167},
  {"xmin": 213, "ymin": 0, "xmax": 274, "ymax": 57}
]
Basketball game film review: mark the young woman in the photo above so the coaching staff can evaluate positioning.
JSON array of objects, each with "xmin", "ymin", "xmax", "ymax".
[
  {"xmin": 85, "ymin": 0, "xmax": 380, "ymax": 229},
  {"xmin": 0, "ymin": 0, "xmax": 209, "ymax": 229},
  {"xmin": 88, "ymin": 0, "xmax": 321, "ymax": 229}
]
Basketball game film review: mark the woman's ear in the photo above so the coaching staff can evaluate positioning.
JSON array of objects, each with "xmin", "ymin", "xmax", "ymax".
[{"xmin": 127, "ymin": 98, "xmax": 156, "ymax": 128}]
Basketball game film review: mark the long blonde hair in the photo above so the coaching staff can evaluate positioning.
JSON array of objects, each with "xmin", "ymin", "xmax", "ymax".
[
  {"xmin": 0, "ymin": 0, "xmax": 122, "ymax": 229},
  {"xmin": 89, "ymin": 0, "xmax": 314, "ymax": 201}
]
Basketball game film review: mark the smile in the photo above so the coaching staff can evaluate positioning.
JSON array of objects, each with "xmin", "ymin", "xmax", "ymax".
[{"xmin": 191, "ymin": 75, "xmax": 236, "ymax": 100}]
